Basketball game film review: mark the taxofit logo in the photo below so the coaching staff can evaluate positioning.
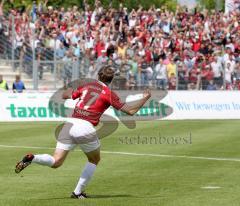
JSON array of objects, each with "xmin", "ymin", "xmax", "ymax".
[
  {"xmin": 6, "ymin": 103, "xmax": 67, "ymax": 118},
  {"xmin": 113, "ymin": 100, "xmax": 170, "ymax": 118}
]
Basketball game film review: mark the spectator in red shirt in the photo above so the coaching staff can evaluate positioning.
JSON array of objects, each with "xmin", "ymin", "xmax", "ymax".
[
  {"xmin": 95, "ymin": 40, "xmax": 105, "ymax": 58},
  {"xmin": 192, "ymin": 35, "xmax": 202, "ymax": 52}
]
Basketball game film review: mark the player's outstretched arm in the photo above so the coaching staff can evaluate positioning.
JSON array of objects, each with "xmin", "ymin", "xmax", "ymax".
[
  {"xmin": 62, "ymin": 88, "xmax": 73, "ymax": 99},
  {"xmin": 120, "ymin": 90, "xmax": 151, "ymax": 116}
]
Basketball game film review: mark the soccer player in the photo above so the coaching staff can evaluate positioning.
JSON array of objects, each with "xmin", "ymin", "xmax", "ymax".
[{"xmin": 15, "ymin": 65, "xmax": 151, "ymax": 199}]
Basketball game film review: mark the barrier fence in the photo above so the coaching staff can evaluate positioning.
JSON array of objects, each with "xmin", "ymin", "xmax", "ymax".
[{"xmin": 0, "ymin": 14, "xmax": 239, "ymax": 91}]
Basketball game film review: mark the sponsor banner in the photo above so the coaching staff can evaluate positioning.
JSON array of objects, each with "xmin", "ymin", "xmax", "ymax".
[
  {"xmin": 0, "ymin": 93, "xmax": 65, "ymax": 121},
  {"xmin": 161, "ymin": 91, "xmax": 240, "ymax": 120},
  {"xmin": 0, "ymin": 91, "xmax": 240, "ymax": 122}
]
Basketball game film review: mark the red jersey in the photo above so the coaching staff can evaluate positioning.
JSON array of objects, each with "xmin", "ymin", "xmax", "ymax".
[{"xmin": 71, "ymin": 81, "xmax": 125, "ymax": 126}]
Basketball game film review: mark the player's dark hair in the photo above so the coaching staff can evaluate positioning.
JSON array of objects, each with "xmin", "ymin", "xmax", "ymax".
[{"xmin": 98, "ymin": 65, "xmax": 115, "ymax": 84}]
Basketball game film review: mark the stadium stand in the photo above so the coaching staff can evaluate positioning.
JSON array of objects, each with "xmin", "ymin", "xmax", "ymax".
[{"xmin": 0, "ymin": 0, "xmax": 239, "ymax": 90}]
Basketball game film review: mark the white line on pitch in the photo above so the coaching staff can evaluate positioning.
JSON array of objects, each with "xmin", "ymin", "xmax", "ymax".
[
  {"xmin": 0, "ymin": 144, "xmax": 240, "ymax": 163},
  {"xmin": 101, "ymin": 151, "xmax": 240, "ymax": 162},
  {"xmin": 0, "ymin": 144, "xmax": 56, "ymax": 150},
  {"xmin": 201, "ymin": 186, "xmax": 221, "ymax": 189}
]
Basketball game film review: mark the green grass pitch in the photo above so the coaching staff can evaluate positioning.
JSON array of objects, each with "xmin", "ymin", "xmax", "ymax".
[{"xmin": 0, "ymin": 120, "xmax": 240, "ymax": 206}]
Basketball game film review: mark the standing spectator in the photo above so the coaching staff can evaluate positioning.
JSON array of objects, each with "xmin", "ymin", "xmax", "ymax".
[
  {"xmin": 127, "ymin": 54, "xmax": 138, "ymax": 78},
  {"xmin": 168, "ymin": 73, "xmax": 176, "ymax": 90},
  {"xmin": 13, "ymin": 75, "xmax": 25, "ymax": 93},
  {"xmin": 96, "ymin": 50, "xmax": 108, "ymax": 70},
  {"xmin": 166, "ymin": 57, "xmax": 176, "ymax": 79},
  {"xmin": 201, "ymin": 66, "xmax": 214, "ymax": 90},
  {"xmin": 155, "ymin": 58, "xmax": 168, "ymax": 90},
  {"xmin": 225, "ymin": 62, "xmax": 234, "ymax": 90},
  {"xmin": 31, "ymin": 1, "xmax": 37, "ymax": 22},
  {"xmin": 22, "ymin": 42, "xmax": 33, "ymax": 76},
  {"xmin": 184, "ymin": 54, "xmax": 195, "ymax": 71},
  {"xmin": 127, "ymin": 74, "xmax": 136, "ymax": 90},
  {"xmin": 56, "ymin": 43, "xmax": 67, "ymax": 59},
  {"xmin": 206, "ymin": 65, "xmax": 214, "ymax": 89},
  {"xmin": 188, "ymin": 68, "xmax": 201, "ymax": 90},
  {"xmin": 117, "ymin": 41, "xmax": 127, "ymax": 59},
  {"xmin": 192, "ymin": 36, "xmax": 202, "ymax": 52},
  {"xmin": 62, "ymin": 50, "xmax": 74, "ymax": 86},
  {"xmin": 233, "ymin": 63, "xmax": 240, "ymax": 90},
  {"xmin": 139, "ymin": 60, "xmax": 150, "ymax": 88},
  {"xmin": 0, "ymin": 74, "xmax": 8, "ymax": 91},
  {"xmin": 87, "ymin": 59, "xmax": 98, "ymax": 79},
  {"xmin": 210, "ymin": 56, "xmax": 223, "ymax": 88},
  {"xmin": 177, "ymin": 62, "xmax": 188, "ymax": 90},
  {"xmin": 95, "ymin": 40, "xmax": 105, "ymax": 58},
  {"xmin": 224, "ymin": 56, "xmax": 236, "ymax": 71},
  {"xmin": 35, "ymin": 42, "xmax": 45, "ymax": 79}
]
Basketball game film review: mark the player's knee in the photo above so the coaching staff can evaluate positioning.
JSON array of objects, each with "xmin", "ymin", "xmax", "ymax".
[
  {"xmin": 52, "ymin": 158, "xmax": 64, "ymax": 168},
  {"xmin": 88, "ymin": 155, "xmax": 100, "ymax": 165},
  {"xmin": 95, "ymin": 155, "xmax": 101, "ymax": 164}
]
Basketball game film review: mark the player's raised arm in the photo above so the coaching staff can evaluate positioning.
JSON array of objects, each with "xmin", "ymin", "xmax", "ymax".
[{"xmin": 120, "ymin": 89, "xmax": 151, "ymax": 116}]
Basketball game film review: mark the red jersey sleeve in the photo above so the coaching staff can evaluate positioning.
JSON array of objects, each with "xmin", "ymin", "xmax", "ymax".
[
  {"xmin": 110, "ymin": 91, "xmax": 125, "ymax": 110},
  {"xmin": 72, "ymin": 87, "xmax": 82, "ymax": 100}
]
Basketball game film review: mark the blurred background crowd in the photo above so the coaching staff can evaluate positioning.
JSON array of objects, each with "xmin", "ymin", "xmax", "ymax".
[{"xmin": 0, "ymin": 0, "xmax": 239, "ymax": 91}]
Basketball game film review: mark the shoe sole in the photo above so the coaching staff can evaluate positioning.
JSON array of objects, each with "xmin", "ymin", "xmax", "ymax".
[
  {"xmin": 15, "ymin": 161, "xmax": 31, "ymax": 174},
  {"xmin": 70, "ymin": 193, "xmax": 88, "ymax": 199}
]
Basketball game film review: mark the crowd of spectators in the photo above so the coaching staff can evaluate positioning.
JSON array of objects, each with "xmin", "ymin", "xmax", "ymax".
[{"xmin": 0, "ymin": 0, "xmax": 239, "ymax": 90}]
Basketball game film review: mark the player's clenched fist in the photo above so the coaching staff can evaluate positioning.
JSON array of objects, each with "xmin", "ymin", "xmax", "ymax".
[{"xmin": 143, "ymin": 89, "xmax": 151, "ymax": 99}]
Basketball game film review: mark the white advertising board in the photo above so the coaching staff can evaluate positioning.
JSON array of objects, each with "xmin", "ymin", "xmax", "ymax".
[{"xmin": 0, "ymin": 91, "xmax": 240, "ymax": 122}]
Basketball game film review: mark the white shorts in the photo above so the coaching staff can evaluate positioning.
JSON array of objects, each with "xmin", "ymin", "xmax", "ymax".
[
  {"xmin": 56, "ymin": 118, "xmax": 100, "ymax": 153},
  {"xmin": 56, "ymin": 139, "xmax": 100, "ymax": 153}
]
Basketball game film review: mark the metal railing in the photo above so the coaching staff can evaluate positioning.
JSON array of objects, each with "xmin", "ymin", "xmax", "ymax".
[{"xmin": 0, "ymin": 14, "xmax": 239, "ymax": 91}]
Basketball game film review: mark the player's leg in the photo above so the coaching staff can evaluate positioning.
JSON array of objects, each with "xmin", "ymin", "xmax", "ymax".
[
  {"xmin": 15, "ymin": 142, "xmax": 75, "ymax": 173},
  {"xmin": 15, "ymin": 122, "xmax": 76, "ymax": 173},
  {"xmin": 51, "ymin": 142, "xmax": 75, "ymax": 168},
  {"xmin": 32, "ymin": 147, "xmax": 70, "ymax": 168},
  {"xmin": 71, "ymin": 140, "xmax": 100, "ymax": 199}
]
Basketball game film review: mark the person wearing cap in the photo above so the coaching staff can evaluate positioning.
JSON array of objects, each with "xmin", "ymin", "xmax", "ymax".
[{"xmin": 0, "ymin": 75, "xmax": 9, "ymax": 91}]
